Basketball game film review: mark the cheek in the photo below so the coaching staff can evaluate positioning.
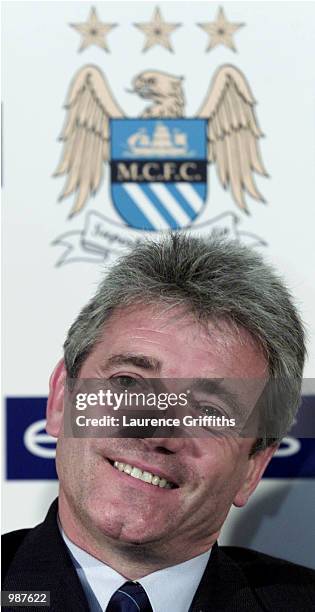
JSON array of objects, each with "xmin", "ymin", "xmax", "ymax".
[
  {"xmin": 196, "ymin": 441, "xmax": 248, "ymax": 496},
  {"xmin": 56, "ymin": 439, "xmax": 95, "ymax": 495},
  {"xmin": 196, "ymin": 462, "xmax": 247, "ymax": 528}
]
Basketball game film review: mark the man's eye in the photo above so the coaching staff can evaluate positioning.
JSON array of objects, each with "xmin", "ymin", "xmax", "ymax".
[
  {"xmin": 198, "ymin": 405, "xmax": 224, "ymax": 418},
  {"xmin": 111, "ymin": 376, "xmax": 138, "ymax": 389}
]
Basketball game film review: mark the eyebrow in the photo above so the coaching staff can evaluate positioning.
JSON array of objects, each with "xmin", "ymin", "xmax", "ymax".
[{"xmin": 102, "ymin": 353, "xmax": 162, "ymax": 373}]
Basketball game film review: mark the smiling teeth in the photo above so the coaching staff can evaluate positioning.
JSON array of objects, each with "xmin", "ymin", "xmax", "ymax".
[{"xmin": 113, "ymin": 461, "xmax": 172, "ymax": 488}]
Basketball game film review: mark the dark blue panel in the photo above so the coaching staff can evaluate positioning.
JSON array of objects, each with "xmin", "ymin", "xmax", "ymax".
[
  {"xmin": 265, "ymin": 395, "xmax": 315, "ymax": 478},
  {"xmin": 5, "ymin": 396, "xmax": 315, "ymax": 480},
  {"xmin": 6, "ymin": 397, "xmax": 57, "ymax": 479},
  {"xmin": 265, "ymin": 438, "xmax": 315, "ymax": 478}
]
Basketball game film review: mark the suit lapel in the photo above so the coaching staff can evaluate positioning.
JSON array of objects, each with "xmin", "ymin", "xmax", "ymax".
[
  {"xmin": 189, "ymin": 543, "xmax": 266, "ymax": 612},
  {"xmin": 3, "ymin": 499, "xmax": 89, "ymax": 612}
]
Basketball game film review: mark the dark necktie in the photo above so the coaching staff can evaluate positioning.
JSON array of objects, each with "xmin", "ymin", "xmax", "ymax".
[{"xmin": 106, "ymin": 581, "xmax": 153, "ymax": 612}]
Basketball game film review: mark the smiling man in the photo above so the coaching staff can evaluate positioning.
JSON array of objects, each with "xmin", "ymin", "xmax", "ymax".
[{"xmin": 3, "ymin": 234, "xmax": 315, "ymax": 611}]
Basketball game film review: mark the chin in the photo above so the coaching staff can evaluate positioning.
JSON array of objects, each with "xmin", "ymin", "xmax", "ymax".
[{"xmin": 87, "ymin": 502, "xmax": 160, "ymax": 543}]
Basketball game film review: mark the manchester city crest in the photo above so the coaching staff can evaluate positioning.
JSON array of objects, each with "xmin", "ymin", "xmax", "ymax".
[{"xmin": 53, "ymin": 5, "xmax": 268, "ymax": 265}]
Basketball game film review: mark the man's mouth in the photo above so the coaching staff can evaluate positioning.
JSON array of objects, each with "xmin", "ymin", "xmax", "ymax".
[{"xmin": 108, "ymin": 459, "xmax": 177, "ymax": 490}]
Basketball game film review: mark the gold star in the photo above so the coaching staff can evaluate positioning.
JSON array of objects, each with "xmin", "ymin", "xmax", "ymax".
[
  {"xmin": 198, "ymin": 6, "xmax": 244, "ymax": 53},
  {"xmin": 134, "ymin": 6, "xmax": 181, "ymax": 53},
  {"xmin": 70, "ymin": 6, "xmax": 117, "ymax": 53}
]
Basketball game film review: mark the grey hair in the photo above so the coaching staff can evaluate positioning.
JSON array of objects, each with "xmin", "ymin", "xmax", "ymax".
[{"xmin": 64, "ymin": 233, "xmax": 306, "ymax": 450}]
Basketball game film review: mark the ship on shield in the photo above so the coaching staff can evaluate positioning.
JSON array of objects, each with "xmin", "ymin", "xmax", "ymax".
[{"xmin": 126, "ymin": 123, "xmax": 190, "ymax": 158}]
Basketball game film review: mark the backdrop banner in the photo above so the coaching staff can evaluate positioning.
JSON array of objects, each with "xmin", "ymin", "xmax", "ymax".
[{"xmin": 2, "ymin": 1, "xmax": 315, "ymax": 569}]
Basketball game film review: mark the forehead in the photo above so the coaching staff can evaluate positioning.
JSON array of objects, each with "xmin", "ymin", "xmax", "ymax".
[{"xmin": 80, "ymin": 303, "xmax": 268, "ymax": 379}]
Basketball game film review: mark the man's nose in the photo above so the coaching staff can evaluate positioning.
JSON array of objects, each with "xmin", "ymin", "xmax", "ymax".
[{"xmin": 142, "ymin": 437, "xmax": 188, "ymax": 454}]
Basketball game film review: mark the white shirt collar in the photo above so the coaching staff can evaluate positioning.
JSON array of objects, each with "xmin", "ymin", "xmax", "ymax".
[{"xmin": 61, "ymin": 527, "xmax": 211, "ymax": 612}]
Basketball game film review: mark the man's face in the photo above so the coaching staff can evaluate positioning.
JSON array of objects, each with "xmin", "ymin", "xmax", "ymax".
[{"xmin": 48, "ymin": 303, "xmax": 273, "ymax": 560}]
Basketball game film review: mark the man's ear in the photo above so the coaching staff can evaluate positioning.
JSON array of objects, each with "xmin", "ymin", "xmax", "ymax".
[
  {"xmin": 233, "ymin": 444, "xmax": 278, "ymax": 508},
  {"xmin": 46, "ymin": 359, "xmax": 66, "ymax": 438}
]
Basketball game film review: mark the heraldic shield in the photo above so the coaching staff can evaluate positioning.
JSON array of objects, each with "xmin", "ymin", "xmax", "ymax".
[{"xmin": 110, "ymin": 119, "xmax": 207, "ymax": 230}]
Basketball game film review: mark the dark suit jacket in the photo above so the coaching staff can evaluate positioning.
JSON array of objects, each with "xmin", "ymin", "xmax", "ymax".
[{"xmin": 2, "ymin": 499, "xmax": 315, "ymax": 611}]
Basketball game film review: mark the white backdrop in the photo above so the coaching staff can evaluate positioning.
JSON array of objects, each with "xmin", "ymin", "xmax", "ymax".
[{"xmin": 2, "ymin": 1, "xmax": 315, "ymax": 569}]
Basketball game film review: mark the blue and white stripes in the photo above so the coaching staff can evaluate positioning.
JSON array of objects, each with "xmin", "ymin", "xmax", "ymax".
[{"xmin": 112, "ymin": 182, "xmax": 206, "ymax": 230}]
